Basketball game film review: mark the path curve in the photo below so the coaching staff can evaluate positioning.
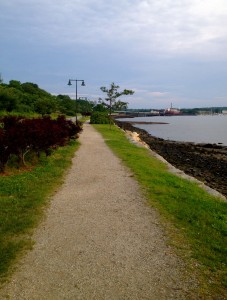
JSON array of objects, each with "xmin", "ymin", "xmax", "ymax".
[{"xmin": 0, "ymin": 124, "xmax": 198, "ymax": 299}]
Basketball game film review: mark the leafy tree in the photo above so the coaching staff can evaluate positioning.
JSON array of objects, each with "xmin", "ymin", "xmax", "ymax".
[
  {"xmin": 93, "ymin": 103, "xmax": 108, "ymax": 112},
  {"xmin": 56, "ymin": 95, "xmax": 76, "ymax": 115},
  {"xmin": 9, "ymin": 80, "xmax": 22, "ymax": 90},
  {"xmin": 34, "ymin": 98, "xmax": 57, "ymax": 116},
  {"xmin": 100, "ymin": 82, "xmax": 134, "ymax": 116},
  {"xmin": 99, "ymin": 82, "xmax": 134, "ymax": 127},
  {"xmin": 0, "ymin": 80, "xmax": 59, "ymax": 115},
  {"xmin": 77, "ymin": 99, "xmax": 93, "ymax": 116},
  {"xmin": 112, "ymin": 100, "xmax": 128, "ymax": 111},
  {"xmin": 0, "ymin": 86, "xmax": 20, "ymax": 111},
  {"xmin": 21, "ymin": 82, "xmax": 52, "ymax": 99},
  {"xmin": 21, "ymin": 82, "xmax": 39, "ymax": 94}
]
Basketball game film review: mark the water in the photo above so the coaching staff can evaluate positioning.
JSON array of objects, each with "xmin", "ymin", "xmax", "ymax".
[{"xmin": 119, "ymin": 115, "xmax": 227, "ymax": 146}]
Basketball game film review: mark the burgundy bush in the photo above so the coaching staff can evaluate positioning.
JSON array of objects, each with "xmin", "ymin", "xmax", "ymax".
[{"xmin": 0, "ymin": 115, "xmax": 82, "ymax": 172}]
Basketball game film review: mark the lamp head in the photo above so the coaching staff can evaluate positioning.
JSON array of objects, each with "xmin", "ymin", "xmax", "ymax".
[
  {"xmin": 81, "ymin": 80, "xmax": 85, "ymax": 86},
  {"xmin": 67, "ymin": 79, "xmax": 72, "ymax": 86}
]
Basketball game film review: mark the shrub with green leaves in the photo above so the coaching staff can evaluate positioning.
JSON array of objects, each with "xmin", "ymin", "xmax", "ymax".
[{"xmin": 90, "ymin": 112, "xmax": 112, "ymax": 124}]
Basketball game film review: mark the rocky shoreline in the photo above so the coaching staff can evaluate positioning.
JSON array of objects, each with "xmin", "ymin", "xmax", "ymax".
[{"xmin": 115, "ymin": 120, "xmax": 227, "ymax": 198}]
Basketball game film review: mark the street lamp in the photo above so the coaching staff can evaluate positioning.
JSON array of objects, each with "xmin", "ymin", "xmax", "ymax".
[{"xmin": 67, "ymin": 79, "xmax": 85, "ymax": 123}]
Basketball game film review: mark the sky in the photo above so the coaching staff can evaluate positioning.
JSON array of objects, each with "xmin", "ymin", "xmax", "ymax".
[{"xmin": 1, "ymin": 0, "xmax": 227, "ymax": 109}]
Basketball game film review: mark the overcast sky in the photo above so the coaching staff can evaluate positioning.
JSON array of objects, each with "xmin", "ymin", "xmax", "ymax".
[{"xmin": 1, "ymin": 0, "xmax": 227, "ymax": 109}]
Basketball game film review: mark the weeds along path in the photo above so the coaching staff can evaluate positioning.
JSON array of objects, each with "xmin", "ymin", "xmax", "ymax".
[{"xmin": 0, "ymin": 123, "xmax": 198, "ymax": 299}]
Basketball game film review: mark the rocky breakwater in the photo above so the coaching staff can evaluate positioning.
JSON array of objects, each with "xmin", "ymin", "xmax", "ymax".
[{"xmin": 115, "ymin": 120, "xmax": 227, "ymax": 198}]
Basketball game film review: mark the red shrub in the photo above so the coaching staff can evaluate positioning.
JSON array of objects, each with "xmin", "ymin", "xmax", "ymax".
[{"xmin": 0, "ymin": 115, "xmax": 82, "ymax": 172}]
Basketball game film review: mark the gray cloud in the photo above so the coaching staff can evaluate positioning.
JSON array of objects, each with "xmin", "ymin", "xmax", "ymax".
[
  {"xmin": 1, "ymin": 0, "xmax": 227, "ymax": 108},
  {"xmin": 2, "ymin": 0, "xmax": 226, "ymax": 58}
]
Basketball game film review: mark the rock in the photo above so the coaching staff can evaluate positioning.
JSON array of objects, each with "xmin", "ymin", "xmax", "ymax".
[{"xmin": 115, "ymin": 120, "xmax": 227, "ymax": 198}]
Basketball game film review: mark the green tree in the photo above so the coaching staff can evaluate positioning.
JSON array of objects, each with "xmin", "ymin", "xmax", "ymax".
[
  {"xmin": 9, "ymin": 80, "xmax": 22, "ymax": 90},
  {"xmin": 34, "ymin": 98, "xmax": 57, "ymax": 116},
  {"xmin": 100, "ymin": 82, "xmax": 134, "ymax": 116},
  {"xmin": 0, "ymin": 86, "xmax": 20, "ymax": 111},
  {"xmin": 112, "ymin": 100, "xmax": 128, "ymax": 111},
  {"xmin": 93, "ymin": 103, "xmax": 108, "ymax": 112},
  {"xmin": 56, "ymin": 95, "xmax": 76, "ymax": 115},
  {"xmin": 77, "ymin": 99, "xmax": 93, "ymax": 115},
  {"xmin": 21, "ymin": 82, "xmax": 39, "ymax": 94}
]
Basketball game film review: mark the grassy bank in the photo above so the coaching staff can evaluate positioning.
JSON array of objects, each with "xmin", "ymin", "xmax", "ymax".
[
  {"xmin": 0, "ymin": 140, "xmax": 80, "ymax": 283},
  {"xmin": 94, "ymin": 124, "xmax": 227, "ymax": 298}
]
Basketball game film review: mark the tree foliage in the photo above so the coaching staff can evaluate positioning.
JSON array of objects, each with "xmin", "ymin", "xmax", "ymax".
[
  {"xmin": 77, "ymin": 99, "xmax": 93, "ymax": 116},
  {"xmin": 100, "ymin": 82, "xmax": 134, "ymax": 115},
  {"xmin": 34, "ymin": 98, "xmax": 57, "ymax": 116},
  {"xmin": 0, "ymin": 81, "xmax": 56, "ymax": 114},
  {"xmin": 92, "ymin": 103, "xmax": 108, "ymax": 112},
  {"xmin": 0, "ymin": 79, "xmax": 100, "ymax": 117},
  {"xmin": 90, "ymin": 112, "xmax": 111, "ymax": 124},
  {"xmin": 0, "ymin": 79, "xmax": 136, "ymax": 118}
]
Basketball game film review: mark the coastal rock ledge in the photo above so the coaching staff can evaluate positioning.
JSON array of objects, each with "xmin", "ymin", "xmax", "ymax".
[{"xmin": 115, "ymin": 120, "xmax": 227, "ymax": 198}]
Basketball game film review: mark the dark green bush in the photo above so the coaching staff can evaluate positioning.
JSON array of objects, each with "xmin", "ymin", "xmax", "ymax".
[{"xmin": 90, "ymin": 112, "xmax": 112, "ymax": 124}]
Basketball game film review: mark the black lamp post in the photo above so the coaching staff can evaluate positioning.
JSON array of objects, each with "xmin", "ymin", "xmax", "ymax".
[{"xmin": 68, "ymin": 79, "xmax": 85, "ymax": 123}]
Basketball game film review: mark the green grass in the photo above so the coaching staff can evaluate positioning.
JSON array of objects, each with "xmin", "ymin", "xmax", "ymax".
[
  {"xmin": 79, "ymin": 116, "xmax": 90, "ymax": 123},
  {"xmin": 0, "ymin": 111, "xmax": 40, "ymax": 118},
  {"xmin": 0, "ymin": 140, "xmax": 80, "ymax": 282},
  {"xmin": 94, "ymin": 124, "xmax": 227, "ymax": 297}
]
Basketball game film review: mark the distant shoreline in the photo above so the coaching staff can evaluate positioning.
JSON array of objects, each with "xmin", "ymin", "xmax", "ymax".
[
  {"xmin": 115, "ymin": 114, "xmax": 227, "ymax": 146},
  {"xmin": 115, "ymin": 120, "xmax": 227, "ymax": 198},
  {"xmin": 123, "ymin": 121, "xmax": 169, "ymax": 125}
]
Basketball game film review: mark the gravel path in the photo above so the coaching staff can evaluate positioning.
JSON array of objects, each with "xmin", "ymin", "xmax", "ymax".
[{"xmin": 0, "ymin": 124, "xmax": 198, "ymax": 299}]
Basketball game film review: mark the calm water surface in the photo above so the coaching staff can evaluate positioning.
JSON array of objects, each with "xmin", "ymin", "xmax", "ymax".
[{"xmin": 120, "ymin": 115, "xmax": 227, "ymax": 146}]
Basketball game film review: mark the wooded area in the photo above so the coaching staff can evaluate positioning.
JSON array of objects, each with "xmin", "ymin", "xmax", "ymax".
[{"xmin": 0, "ymin": 80, "xmax": 94, "ymax": 116}]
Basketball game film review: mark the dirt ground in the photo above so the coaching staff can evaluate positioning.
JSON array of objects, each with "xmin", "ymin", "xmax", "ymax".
[{"xmin": 0, "ymin": 124, "xmax": 199, "ymax": 299}]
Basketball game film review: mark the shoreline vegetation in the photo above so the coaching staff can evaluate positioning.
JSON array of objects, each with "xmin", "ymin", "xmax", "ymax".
[
  {"xmin": 122, "ymin": 121, "xmax": 169, "ymax": 125},
  {"xmin": 94, "ymin": 123, "xmax": 226, "ymax": 299}
]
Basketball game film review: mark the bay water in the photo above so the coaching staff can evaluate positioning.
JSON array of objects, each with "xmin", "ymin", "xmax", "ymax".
[{"xmin": 119, "ymin": 115, "xmax": 227, "ymax": 146}]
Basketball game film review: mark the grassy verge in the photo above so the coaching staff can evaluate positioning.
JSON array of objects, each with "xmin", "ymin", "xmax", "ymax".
[
  {"xmin": 0, "ymin": 140, "xmax": 80, "ymax": 283},
  {"xmin": 79, "ymin": 116, "xmax": 90, "ymax": 123},
  {"xmin": 94, "ymin": 124, "xmax": 227, "ymax": 298},
  {"xmin": 0, "ymin": 111, "xmax": 40, "ymax": 118}
]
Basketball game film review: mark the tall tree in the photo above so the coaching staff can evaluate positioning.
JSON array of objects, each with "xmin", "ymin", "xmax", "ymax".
[{"xmin": 100, "ymin": 82, "xmax": 134, "ymax": 116}]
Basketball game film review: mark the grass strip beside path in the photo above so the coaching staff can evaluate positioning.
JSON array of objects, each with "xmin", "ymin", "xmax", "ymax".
[
  {"xmin": 0, "ymin": 140, "xmax": 80, "ymax": 283},
  {"xmin": 94, "ymin": 124, "xmax": 227, "ymax": 298}
]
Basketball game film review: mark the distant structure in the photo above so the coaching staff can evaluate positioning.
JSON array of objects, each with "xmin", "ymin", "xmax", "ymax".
[
  {"xmin": 0, "ymin": 73, "xmax": 3, "ymax": 84},
  {"xmin": 163, "ymin": 103, "xmax": 181, "ymax": 115},
  {"xmin": 115, "ymin": 103, "xmax": 182, "ymax": 118},
  {"xmin": 114, "ymin": 110, "xmax": 160, "ymax": 117}
]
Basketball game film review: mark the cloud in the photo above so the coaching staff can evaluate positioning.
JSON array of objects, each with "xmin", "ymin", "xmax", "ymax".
[
  {"xmin": 148, "ymin": 92, "xmax": 168, "ymax": 97},
  {"xmin": 1, "ymin": 0, "xmax": 227, "ymax": 59},
  {"xmin": 1, "ymin": 0, "xmax": 227, "ymax": 109}
]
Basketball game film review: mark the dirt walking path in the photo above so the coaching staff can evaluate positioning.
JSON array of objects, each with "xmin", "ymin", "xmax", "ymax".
[{"xmin": 0, "ymin": 124, "xmax": 198, "ymax": 299}]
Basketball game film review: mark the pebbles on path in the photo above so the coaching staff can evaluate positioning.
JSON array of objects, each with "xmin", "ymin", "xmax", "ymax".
[{"xmin": 0, "ymin": 124, "xmax": 198, "ymax": 299}]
